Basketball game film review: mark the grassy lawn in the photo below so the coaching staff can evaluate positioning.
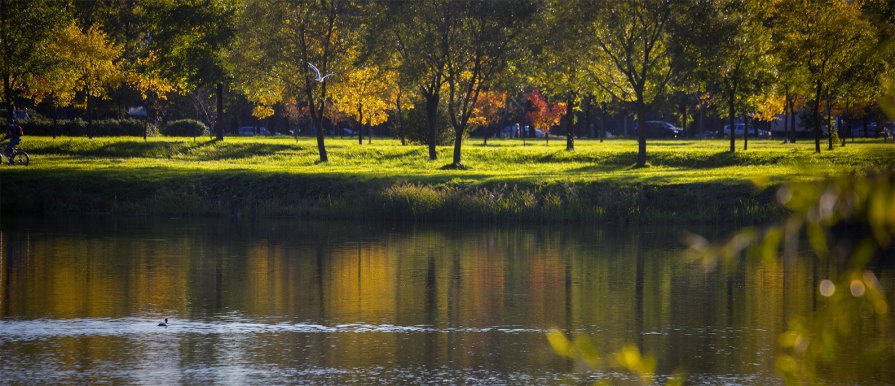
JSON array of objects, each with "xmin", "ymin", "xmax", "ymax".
[
  {"xmin": 3, "ymin": 135, "xmax": 893, "ymax": 220},
  {"xmin": 9, "ymin": 135, "xmax": 895, "ymax": 185}
]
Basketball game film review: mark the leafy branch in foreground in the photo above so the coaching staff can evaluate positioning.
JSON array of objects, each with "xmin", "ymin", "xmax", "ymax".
[
  {"xmin": 546, "ymin": 330, "xmax": 685, "ymax": 385},
  {"xmin": 685, "ymin": 170, "xmax": 895, "ymax": 384}
]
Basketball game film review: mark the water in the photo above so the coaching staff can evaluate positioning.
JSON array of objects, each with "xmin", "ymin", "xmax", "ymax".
[{"xmin": 0, "ymin": 217, "xmax": 891, "ymax": 384}]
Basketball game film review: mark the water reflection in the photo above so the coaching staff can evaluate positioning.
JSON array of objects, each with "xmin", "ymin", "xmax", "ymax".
[{"xmin": 0, "ymin": 217, "xmax": 891, "ymax": 384}]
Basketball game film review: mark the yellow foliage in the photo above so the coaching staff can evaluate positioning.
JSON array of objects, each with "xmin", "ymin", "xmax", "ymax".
[
  {"xmin": 750, "ymin": 93, "xmax": 785, "ymax": 122},
  {"xmin": 331, "ymin": 65, "xmax": 398, "ymax": 127},
  {"xmin": 128, "ymin": 51, "xmax": 178, "ymax": 101},
  {"xmin": 37, "ymin": 22, "xmax": 124, "ymax": 107},
  {"xmin": 252, "ymin": 105, "xmax": 275, "ymax": 120}
]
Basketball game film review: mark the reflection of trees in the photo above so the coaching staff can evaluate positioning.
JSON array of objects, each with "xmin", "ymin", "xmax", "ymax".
[{"xmin": 0, "ymin": 219, "xmax": 888, "ymax": 379}]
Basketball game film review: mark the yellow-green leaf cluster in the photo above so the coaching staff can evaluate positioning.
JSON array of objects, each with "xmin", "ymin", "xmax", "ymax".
[
  {"xmin": 42, "ymin": 22, "xmax": 124, "ymax": 109},
  {"xmin": 331, "ymin": 65, "xmax": 398, "ymax": 127}
]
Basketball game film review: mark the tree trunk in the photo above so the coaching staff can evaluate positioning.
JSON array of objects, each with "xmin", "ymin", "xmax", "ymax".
[
  {"xmin": 635, "ymin": 102, "xmax": 647, "ymax": 168},
  {"xmin": 216, "ymin": 82, "xmax": 224, "ymax": 140},
  {"xmin": 51, "ymin": 102, "xmax": 58, "ymax": 139},
  {"xmin": 813, "ymin": 80, "xmax": 822, "ymax": 153},
  {"xmin": 425, "ymin": 92, "xmax": 439, "ymax": 160},
  {"xmin": 782, "ymin": 92, "xmax": 790, "ymax": 144},
  {"xmin": 743, "ymin": 115, "xmax": 749, "ymax": 151},
  {"xmin": 358, "ymin": 122, "xmax": 363, "ymax": 144},
  {"xmin": 483, "ymin": 125, "xmax": 488, "ymax": 146},
  {"xmin": 584, "ymin": 96, "xmax": 595, "ymax": 139},
  {"xmin": 565, "ymin": 96, "xmax": 575, "ymax": 151},
  {"xmin": 698, "ymin": 98, "xmax": 704, "ymax": 135},
  {"xmin": 680, "ymin": 95, "xmax": 688, "ymax": 138},
  {"xmin": 86, "ymin": 90, "xmax": 94, "ymax": 139},
  {"xmin": 728, "ymin": 98, "xmax": 736, "ymax": 153},
  {"xmin": 315, "ymin": 116, "xmax": 328, "ymax": 162},
  {"xmin": 826, "ymin": 92, "xmax": 833, "ymax": 151},
  {"xmin": 842, "ymin": 98, "xmax": 850, "ymax": 147},
  {"xmin": 452, "ymin": 124, "xmax": 463, "ymax": 166},
  {"xmin": 789, "ymin": 98, "xmax": 797, "ymax": 143}
]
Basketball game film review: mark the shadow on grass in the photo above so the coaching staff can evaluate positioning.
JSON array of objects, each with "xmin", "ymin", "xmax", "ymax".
[
  {"xmin": 194, "ymin": 142, "xmax": 300, "ymax": 161},
  {"xmin": 379, "ymin": 148, "xmax": 428, "ymax": 160},
  {"xmin": 565, "ymin": 163, "xmax": 752, "ymax": 186},
  {"xmin": 561, "ymin": 150, "xmax": 799, "ymax": 169}
]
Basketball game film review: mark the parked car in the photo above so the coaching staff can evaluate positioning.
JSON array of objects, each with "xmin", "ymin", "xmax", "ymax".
[
  {"xmin": 633, "ymin": 121, "xmax": 683, "ymax": 138},
  {"xmin": 723, "ymin": 123, "xmax": 771, "ymax": 139},
  {"xmin": 238, "ymin": 126, "xmax": 272, "ymax": 136}
]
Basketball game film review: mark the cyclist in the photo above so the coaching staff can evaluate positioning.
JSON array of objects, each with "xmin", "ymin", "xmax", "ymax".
[{"xmin": 2, "ymin": 119, "xmax": 23, "ymax": 164}]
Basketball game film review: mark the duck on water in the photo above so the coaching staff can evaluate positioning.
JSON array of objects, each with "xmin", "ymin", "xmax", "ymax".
[{"xmin": 158, "ymin": 318, "xmax": 168, "ymax": 327}]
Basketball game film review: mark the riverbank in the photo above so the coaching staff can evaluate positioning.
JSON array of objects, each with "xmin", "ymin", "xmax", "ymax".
[{"xmin": 2, "ymin": 137, "xmax": 892, "ymax": 223}]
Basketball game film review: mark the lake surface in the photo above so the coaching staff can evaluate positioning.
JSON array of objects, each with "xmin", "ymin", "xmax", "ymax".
[{"xmin": 0, "ymin": 216, "xmax": 891, "ymax": 384}]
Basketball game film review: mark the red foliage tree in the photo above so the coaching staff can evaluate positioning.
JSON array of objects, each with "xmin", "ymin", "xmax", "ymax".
[{"xmin": 524, "ymin": 89, "xmax": 566, "ymax": 145}]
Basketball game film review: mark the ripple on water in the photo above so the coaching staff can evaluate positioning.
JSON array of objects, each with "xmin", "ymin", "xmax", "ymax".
[{"xmin": 0, "ymin": 317, "xmax": 549, "ymax": 342}]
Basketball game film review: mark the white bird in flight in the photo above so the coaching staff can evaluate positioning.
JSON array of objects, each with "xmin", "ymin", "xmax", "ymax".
[{"xmin": 308, "ymin": 62, "xmax": 334, "ymax": 82}]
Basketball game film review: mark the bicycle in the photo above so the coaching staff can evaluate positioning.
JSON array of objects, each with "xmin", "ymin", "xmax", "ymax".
[{"xmin": 0, "ymin": 145, "xmax": 29, "ymax": 166}]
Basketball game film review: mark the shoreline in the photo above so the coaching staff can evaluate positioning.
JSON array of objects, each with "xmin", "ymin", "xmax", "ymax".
[
  {"xmin": 0, "ymin": 170, "xmax": 782, "ymax": 224},
  {"xmin": 3, "ymin": 136, "xmax": 889, "ymax": 224}
]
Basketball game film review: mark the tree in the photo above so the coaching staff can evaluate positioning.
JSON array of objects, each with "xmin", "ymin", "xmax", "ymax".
[
  {"xmin": 229, "ymin": 0, "xmax": 360, "ymax": 162},
  {"xmin": 773, "ymin": 55, "xmax": 810, "ymax": 144},
  {"xmin": 126, "ymin": 47, "xmax": 180, "ymax": 136},
  {"xmin": 378, "ymin": 0, "xmax": 448, "ymax": 160},
  {"xmin": 331, "ymin": 64, "xmax": 398, "ymax": 144},
  {"xmin": 142, "ymin": 0, "xmax": 237, "ymax": 140},
  {"xmin": 388, "ymin": 69, "xmax": 417, "ymax": 146},
  {"xmin": 676, "ymin": 0, "xmax": 774, "ymax": 152},
  {"xmin": 775, "ymin": 0, "xmax": 875, "ymax": 153},
  {"xmin": 588, "ymin": 0, "xmax": 676, "ymax": 168},
  {"xmin": 441, "ymin": 0, "xmax": 537, "ymax": 167},
  {"xmin": 47, "ymin": 22, "xmax": 124, "ymax": 137},
  {"xmin": 470, "ymin": 90, "xmax": 506, "ymax": 145},
  {"xmin": 0, "ymin": 0, "xmax": 68, "ymax": 122},
  {"xmin": 529, "ymin": 0, "xmax": 597, "ymax": 151},
  {"xmin": 524, "ymin": 89, "xmax": 565, "ymax": 145}
]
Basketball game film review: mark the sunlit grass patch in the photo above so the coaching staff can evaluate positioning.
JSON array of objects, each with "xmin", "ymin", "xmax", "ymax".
[{"xmin": 4, "ymin": 136, "xmax": 893, "ymax": 220}]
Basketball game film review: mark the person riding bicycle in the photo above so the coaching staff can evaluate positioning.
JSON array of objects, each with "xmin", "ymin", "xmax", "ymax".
[{"xmin": 2, "ymin": 119, "xmax": 24, "ymax": 164}]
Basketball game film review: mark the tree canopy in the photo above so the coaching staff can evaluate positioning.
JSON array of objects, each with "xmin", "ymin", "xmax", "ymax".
[{"xmin": 6, "ymin": 0, "xmax": 895, "ymax": 163}]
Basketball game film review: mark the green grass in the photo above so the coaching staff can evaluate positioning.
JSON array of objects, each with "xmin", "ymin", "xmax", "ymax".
[
  {"xmin": 12, "ymin": 136, "xmax": 895, "ymax": 182},
  {"xmin": 3, "ymin": 136, "xmax": 893, "ymax": 221}
]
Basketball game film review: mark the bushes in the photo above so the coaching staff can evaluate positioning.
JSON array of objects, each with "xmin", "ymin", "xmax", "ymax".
[
  {"xmin": 21, "ymin": 117, "xmax": 158, "ymax": 137},
  {"xmin": 18, "ymin": 117, "xmax": 212, "ymax": 138},
  {"xmin": 161, "ymin": 119, "xmax": 209, "ymax": 137}
]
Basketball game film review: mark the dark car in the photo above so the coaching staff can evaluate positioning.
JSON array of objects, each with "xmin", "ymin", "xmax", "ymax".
[{"xmin": 634, "ymin": 121, "xmax": 684, "ymax": 138}]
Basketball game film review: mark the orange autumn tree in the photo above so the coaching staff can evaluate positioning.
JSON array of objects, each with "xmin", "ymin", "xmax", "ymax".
[
  {"xmin": 525, "ymin": 89, "xmax": 566, "ymax": 145},
  {"xmin": 470, "ymin": 90, "xmax": 507, "ymax": 145}
]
